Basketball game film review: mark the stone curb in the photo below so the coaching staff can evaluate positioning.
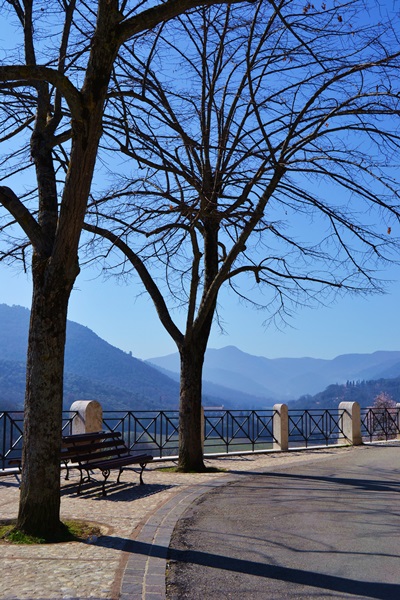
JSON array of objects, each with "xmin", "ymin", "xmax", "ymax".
[{"xmin": 120, "ymin": 474, "xmax": 238, "ymax": 600}]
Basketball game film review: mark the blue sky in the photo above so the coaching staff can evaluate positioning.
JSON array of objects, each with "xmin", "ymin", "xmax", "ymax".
[
  {"xmin": 1, "ymin": 2, "xmax": 400, "ymax": 362},
  {"xmin": 1, "ymin": 259, "xmax": 399, "ymax": 360}
]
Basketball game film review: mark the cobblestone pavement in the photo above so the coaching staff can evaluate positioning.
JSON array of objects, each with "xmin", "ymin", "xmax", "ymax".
[{"xmin": 0, "ymin": 446, "xmax": 362, "ymax": 600}]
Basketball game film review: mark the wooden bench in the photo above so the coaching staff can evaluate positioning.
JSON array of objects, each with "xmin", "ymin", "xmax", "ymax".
[{"xmin": 61, "ymin": 431, "xmax": 153, "ymax": 496}]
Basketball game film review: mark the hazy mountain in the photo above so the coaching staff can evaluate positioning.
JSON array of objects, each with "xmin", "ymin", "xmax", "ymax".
[
  {"xmin": 0, "ymin": 359, "xmax": 26, "ymax": 410},
  {"xmin": 148, "ymin": 345, "xmax": 400, "ymax": 401},
  {"xmin": 2, "ymin": 303, "xmax": 400, "ymax": 412},
  {"xmin": 0, "ymin": 357, "xmax": 155, "ymax": 412},
  {"xmin": 0, "ymin": 303, "xmax": 182, "ymax": 410},
  {"xmin": 360, "ymin": 360, "xmax": 400, "ymax": 381},
  {"xmin": 151, "ymin": 363, "xmax": 270, "ymax": 409},
  {"xmin": 0, "ymin": 304, "xmax": 268, "ymax": 411}
]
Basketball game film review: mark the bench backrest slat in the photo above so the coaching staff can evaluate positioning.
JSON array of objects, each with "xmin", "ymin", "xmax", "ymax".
[
  {"xmin": 61, "ymin": 439, "xmax": 126, "ymax": 455},
  {"xmin": 62, "ymin": 431, "xmax": 121, "ymax": 444},
  {"xmin": 61, "ymin": 431, "xmax": 133, "ymax": 466}
]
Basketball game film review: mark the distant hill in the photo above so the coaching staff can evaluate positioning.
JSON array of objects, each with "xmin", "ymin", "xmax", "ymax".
[
  {"xmin": 0, "ymin": 304, "xmax": 182, "ymax": 410},
  {"xmin": 290, "ymin": 377, "xmax": 400, "ymax": 409},
  {"xmin": 0, "ymin": 359, "xmax": 26, "ymax": 410},
  {"xmin": 2, "ymin": 303, "xmax": 400, "ymax": 412},
  {"xmin": 148, "ymin": 346, "xmax": 400, "ymax": 402},
  {"xmin": 151, "ymin": 363, "xmax": 269, "ymax": 409}
]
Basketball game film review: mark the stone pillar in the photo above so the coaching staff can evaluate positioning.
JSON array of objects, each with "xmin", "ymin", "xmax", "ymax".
[
  {"xmin": 339, "ymin": 401, "xmax": 362, "ymax": 446},
  {"xmin": 201, "ymin": 405, "xmax": 205, "ymax": 452},
  {"xmin": 70, "ymin": 400, "xmax": 103, "ymax": 435},
  {"xmin": 273, "ymin": 404, "xmax": 289, "ymax": 451}
]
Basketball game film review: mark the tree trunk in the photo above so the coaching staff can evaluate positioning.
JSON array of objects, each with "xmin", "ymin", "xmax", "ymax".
[
  {"xmin": 16, "ymin": 255, "xmax": 77, "ymax": 539},
  {"xmin": 178, "ymin": 345, "xmax": 206, "ymax": 472},
  {"xmin": 177, "ymin": 216, "xmax": 219, "ymax": 472}
]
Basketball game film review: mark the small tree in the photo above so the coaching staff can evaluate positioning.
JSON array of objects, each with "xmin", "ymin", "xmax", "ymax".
[
  {"xmin": 371, "ymin": 392, "xmax": 397, "ymax": 440},
  {"xmin": 83, "ymin": 1, "xmax": 400, "ymax": 470},
  {"xmin": 373, "ymin": 392, "xmax": 396, "ymax": 411}
]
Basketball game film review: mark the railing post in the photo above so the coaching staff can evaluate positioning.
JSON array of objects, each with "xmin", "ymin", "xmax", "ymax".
[
  {"xmin": 201, "ymin": 406, "xmax": 205, "ymax": 452},
  {"xmin": 338, "ymin": 401, "xmax": 362, "ymax": 446},
  {"xmin": 273, "ymin": 404, "xmax": 288, "ymax": 451},
  {"xmin": 70, "ymin": 400, "xmax": 103, "ymax": 435},
  {"xmin": 397, "ymin": 404, "xmax": 400, "ymax": 440}
]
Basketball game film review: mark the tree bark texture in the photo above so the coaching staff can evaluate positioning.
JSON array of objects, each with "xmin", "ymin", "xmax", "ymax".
[
  {"xmin": 178, "ymin": 345, "xmax": 206, "ymax": 471},
  {"xmin": 17, "ymin": 255, "xmax": 76, "ymax": 538},
  {"xmin": 177, "ymin": 219, "xmax": 219, "ymax": 471}
]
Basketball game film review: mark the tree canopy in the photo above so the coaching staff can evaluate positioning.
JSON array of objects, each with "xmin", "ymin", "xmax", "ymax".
[
  {"xmin": 86, "ymin": 1, "xmax": 400, "ymax": 323},
  {"xmin": 78, "ymin": 1, "xmax": 400, "ymax": 468}
]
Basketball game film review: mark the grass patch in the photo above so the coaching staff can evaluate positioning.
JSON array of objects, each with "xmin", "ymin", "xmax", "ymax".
[
  {"xmin": 0, "ymin": 519, "xmax": 103, "ymax": 545},
  {"xmin": 0, "ymin": 524, "xmax": 46, "ymax": 545}
]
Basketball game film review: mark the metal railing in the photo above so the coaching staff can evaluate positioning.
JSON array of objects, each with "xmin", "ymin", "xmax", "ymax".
[
  {"xmin": 0, "ymin": 411, "xmax": 24, "ymax": 470},
  {"xmin": 204, "ymin": 410, "xmax": 276, "ymax": 454},
  {"xmin": 0, "ymin": 411, "xmax": 76, "ymax": 471},
  {"xmin": 361, "ymin": 407, "xmax": 400, "ymax": 442},
  {"xmin": 288, "ymin": 409, "xmax": 345, "ymax": 447},
  {"xmin": 1, "ymin": 406, "xmax": 399, "ymax": 467},
  {"xmin": 102, "ymin": 409, "xmax": 277, "ymax": 457},
  {"xmin": 102, "ymin": 410, "xmax": 180, "ymax": 458}
]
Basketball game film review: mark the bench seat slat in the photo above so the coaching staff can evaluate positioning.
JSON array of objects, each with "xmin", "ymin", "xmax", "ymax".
[
  {"xmin": 63, "ymin": 448, "xmax": 129, "ymax": 464},
  {"xmin": 88, "ymin": 453, "xmax": 153, "ymax": 470}
]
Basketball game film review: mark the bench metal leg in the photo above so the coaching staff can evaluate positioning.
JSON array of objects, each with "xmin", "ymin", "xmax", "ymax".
[
  {"xmin": 116, "ymin": 467, "xmax": 124, "ymax": 484},
  {"xmin": 77, "ymin": 468, "xmax": 96, "ymax": 494},
  {"xmin": 101, "ymin": 469, "xmax": 111, "ymax": 496},
  {"xmin": 139, "ymin": 463, "xmax": 146, "ymax": 485}
]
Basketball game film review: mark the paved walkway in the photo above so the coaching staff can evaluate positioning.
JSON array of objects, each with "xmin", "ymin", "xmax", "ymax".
[
  {"xmin": 0, "ymin": 444, "xmax": 396, "ymax": 599},
  {"xmin": 167, "ymin": 442, "xmax": 400, "ymax": 600}
]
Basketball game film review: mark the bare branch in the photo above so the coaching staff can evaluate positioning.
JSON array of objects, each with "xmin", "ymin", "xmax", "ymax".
[
  {"xmin": 0, "ymin": 66, "xmax": 84, "ymax": 121},
  {"xmin": 0, "ymin": 186, "xmax": 46, "ymax": 252},
  {"xmin": 118, "ymin": 0, "xmax": 256, "ymax": 42},
  {"xmin": 83, "ymin": 221, "xmax": 184, "ymax": 346}
]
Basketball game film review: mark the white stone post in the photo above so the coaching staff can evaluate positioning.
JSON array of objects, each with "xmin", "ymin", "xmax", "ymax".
[
  {"xmin": 70, "ymin": 400, "xmax": 103, "ymax": 435},
  {"xmin": 338, "ymin": 401, "xmax": 362, "ymax": 446},
  {"xmin": 201, "ymin": 405, "xmax": 205, "ymax": 452},
  {"xmin": 273, "ymin": 403, "xmax": 289, "ymax": 451}
]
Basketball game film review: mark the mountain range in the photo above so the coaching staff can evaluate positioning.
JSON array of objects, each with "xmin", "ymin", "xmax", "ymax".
[
  {"xmin": 1, "ymin": 303, "xmax": 400, "ymax": 411},
  {"xmin": 147, "ymin": 346, "xmax": 400, "ymax": 403}
]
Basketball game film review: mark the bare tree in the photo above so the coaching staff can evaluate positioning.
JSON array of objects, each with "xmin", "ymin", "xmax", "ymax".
[
  {"xmin": 0, "ymin": 0, "xmax": 251, "ymax": 540},
  {"xmin": 83, "ymin": 0, "xmax": 400, "ymax": 470}
]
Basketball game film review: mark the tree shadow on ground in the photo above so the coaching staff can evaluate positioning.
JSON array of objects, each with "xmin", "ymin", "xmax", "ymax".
[
  {"xmin": 221, "ymin": 469, "xmax": 400, "ymax": 495},
  {"xmin": 93, "ymin": 535, "xmax": 400, "ymax": 600}
]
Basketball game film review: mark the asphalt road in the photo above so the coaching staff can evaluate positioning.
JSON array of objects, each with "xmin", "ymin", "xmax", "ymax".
[{"xmin": 166, "ymin": 443, "xmax": 400, "ymax": 599}]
